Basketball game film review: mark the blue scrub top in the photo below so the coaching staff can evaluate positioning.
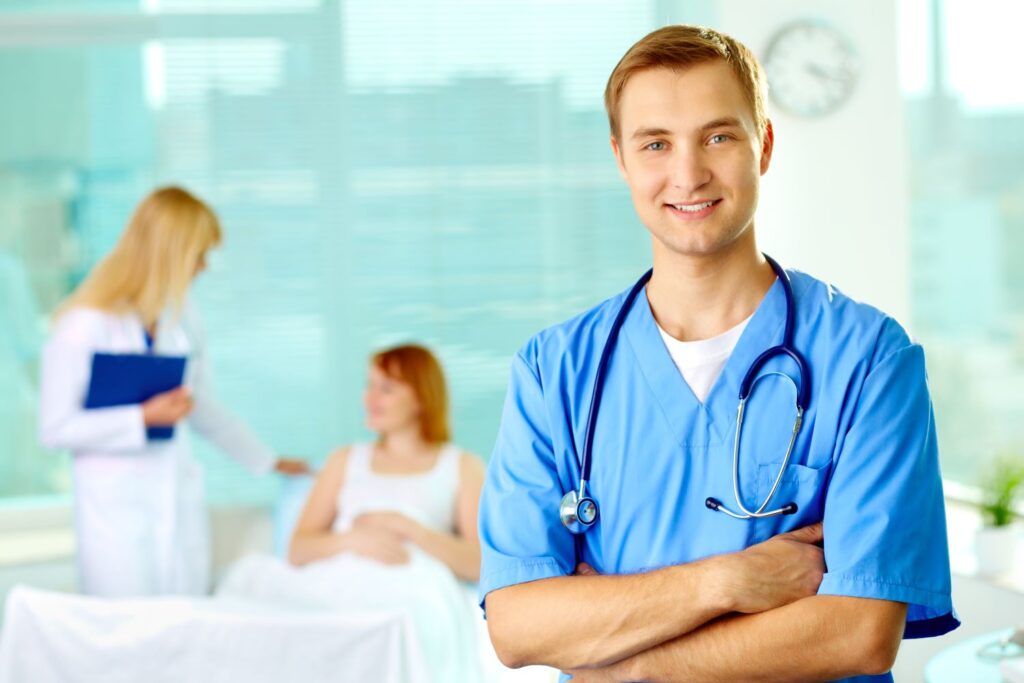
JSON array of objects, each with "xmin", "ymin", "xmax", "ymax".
[{"xmin": 478, "ymin": 269, "xmax": 959, "ymax": 683}]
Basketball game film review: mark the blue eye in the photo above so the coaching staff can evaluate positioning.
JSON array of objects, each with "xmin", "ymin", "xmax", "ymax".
[
  {"xmin": 645, "ymin": 141, "xmax": 666, "ymax": 151},
  {"xmin": 709, "ymin": 134, "xmax": 730, "ymax": 144}
]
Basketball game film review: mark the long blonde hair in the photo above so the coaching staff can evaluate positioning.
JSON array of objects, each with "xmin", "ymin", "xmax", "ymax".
[{"xmin": 58, "ymin": 186, "xmax": 222, "ymax": 326}]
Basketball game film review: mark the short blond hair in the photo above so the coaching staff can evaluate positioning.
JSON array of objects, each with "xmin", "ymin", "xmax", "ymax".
[
  {"xmin": 58, "ymin": 186, "xmax": 222, "ymax": 326},
  {"xmin": 604, "ymin": 25, "xmax": 769, "ymax": 141}
]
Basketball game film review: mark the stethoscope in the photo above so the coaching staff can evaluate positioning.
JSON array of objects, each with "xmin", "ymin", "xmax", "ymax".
[
  {"xmin": 559, "ymin": 254, "xmax": 811, "ymax": 534},
  {"xmin": 977, "ymin": 628, "xmax": 1024, "ymax": 661}
]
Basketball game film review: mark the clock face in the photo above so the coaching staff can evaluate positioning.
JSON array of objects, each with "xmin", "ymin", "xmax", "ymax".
[{"xmin": 763, "ymin": 21, "xmax": 859, "ymax": 118}]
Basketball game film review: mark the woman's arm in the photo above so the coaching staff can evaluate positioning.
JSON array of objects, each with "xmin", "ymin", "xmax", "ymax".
[
  {"xmin": 412, "ymin": 453, "xmax": 485, "ymax": 580},
  {"xmin": 38, "ymin": 311, "xmax": 148, "ymax": 452},
  {"xmin": 288, "ymin": 447, "xmax": 411, "ymax": 566},
  {"xmin": 288, "ymin": 447, "xmax": 349, "ymax": 565},
  {"xmin": 355, "ymin": 453, "xmax": 486, "ymax": 581}
]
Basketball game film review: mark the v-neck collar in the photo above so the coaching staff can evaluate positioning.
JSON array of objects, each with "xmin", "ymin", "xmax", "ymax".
[
  {"xmin": 621, "ymin": 274, "xmax": 788, "ymax": 449},
  {"xmin": 132, "ymin": 308, "xmax": 192, "ymax": 355}
]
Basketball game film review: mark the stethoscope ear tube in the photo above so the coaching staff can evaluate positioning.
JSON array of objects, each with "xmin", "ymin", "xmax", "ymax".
[{"xmin": 706, "ymin": 497, "xmax": 798, "ymax": 518}]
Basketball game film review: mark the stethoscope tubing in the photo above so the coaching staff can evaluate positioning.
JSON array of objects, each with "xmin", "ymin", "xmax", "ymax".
[
  {"xmin": 578, "ymin": 269, "xmax": 653, "ymax": 489},
  {"xmin": 562, "ymin": 254, "xmax": 809, "ymax": 533}
]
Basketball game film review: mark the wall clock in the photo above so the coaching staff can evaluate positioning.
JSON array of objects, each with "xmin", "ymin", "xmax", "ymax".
[{"xmin": 763, "ymin": 21, "xmax": 860, "ymax": 118}]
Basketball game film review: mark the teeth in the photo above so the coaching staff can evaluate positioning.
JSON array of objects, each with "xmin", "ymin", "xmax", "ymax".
[{"xmin": 673, "ymin": 201, "xmax": 715, "ymax": 213}]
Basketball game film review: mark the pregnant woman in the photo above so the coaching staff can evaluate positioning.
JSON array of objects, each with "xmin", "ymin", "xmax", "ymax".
[{"xmin": 217, "ymin": 343, "xmax": 486, "ymax": 682}]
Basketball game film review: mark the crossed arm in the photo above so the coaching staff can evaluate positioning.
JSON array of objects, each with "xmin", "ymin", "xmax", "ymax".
[
  {"xmin": 484, "ymin": 523, "xmax": 907, "ymax": 682},
  {"xmin": 566, "ymin": 595, "xmax": 906, "ymax": 682}
]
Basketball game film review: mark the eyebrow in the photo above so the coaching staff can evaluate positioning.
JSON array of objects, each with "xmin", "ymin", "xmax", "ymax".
[
  {"xmin": 630, "ymin": 127, "xmax": 672, "ymax": 140},
  {"xmin": 700, "ymin": 116, "xmax": 743, "ymax": 131},
  {"xmin": 629, "ymin": 117, "xmax": 744, "ymax": 140}
]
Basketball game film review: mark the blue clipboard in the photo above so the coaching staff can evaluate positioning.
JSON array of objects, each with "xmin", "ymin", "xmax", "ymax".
[{"xmin": 83, "ymin": 352, "xmax": 188, "ymax": 441}]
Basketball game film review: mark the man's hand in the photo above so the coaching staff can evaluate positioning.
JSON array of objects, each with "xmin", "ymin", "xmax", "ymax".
[{"xmin": 718, "ymin": 522, "xmax": 825, "ymax": 614}]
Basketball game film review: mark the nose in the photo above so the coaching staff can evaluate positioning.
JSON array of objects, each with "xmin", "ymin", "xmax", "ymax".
[{"xmin": 669, "ymin": 146, "xmax": 711, "ymax": 195}]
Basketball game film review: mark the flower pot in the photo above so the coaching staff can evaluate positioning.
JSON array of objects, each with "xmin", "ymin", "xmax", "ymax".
[{"xmin": 975, "ymin": 523, "xmax": 1022, "ymax": 577}]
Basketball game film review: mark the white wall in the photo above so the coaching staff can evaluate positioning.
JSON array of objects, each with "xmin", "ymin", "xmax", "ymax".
[{"xmin": 714, "ymin": 0, "xmax": 910, "ymax": 324}]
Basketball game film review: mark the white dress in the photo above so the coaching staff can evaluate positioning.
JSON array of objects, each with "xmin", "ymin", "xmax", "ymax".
[
  {"xmin": 38, "ymin": 303, "xmax": 276, "ymax": 596},
  {"xmin": 217, "ymin": 443, "xmax": 483, "ymax": 683}
]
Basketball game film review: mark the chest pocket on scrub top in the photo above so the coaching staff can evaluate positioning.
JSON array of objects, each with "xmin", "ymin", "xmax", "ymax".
[
  {"xmin": 756, "ymin": 461, "xmax": 829, "ymax": 517},
  {"xmin": 740, "ymin": 364, "xmax": 829, "ymax": 540}
]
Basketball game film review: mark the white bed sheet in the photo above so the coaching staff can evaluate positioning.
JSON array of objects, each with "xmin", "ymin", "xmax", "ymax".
[
  {"xmin": 215, "ymin": 550, "xmax": 485, "ymax": 682},
  {"xmin": 0, "ymin": 585, "xmax": 429, "ymax": 683}
]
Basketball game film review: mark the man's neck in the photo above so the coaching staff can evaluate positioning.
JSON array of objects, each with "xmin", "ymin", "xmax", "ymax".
[{"xmin": 646, "ymin": 234, "xmax": 776, "ymax": 342}]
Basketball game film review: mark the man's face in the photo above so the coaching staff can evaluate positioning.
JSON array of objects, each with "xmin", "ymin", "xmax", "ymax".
[{"xmin": 611, "ymin": 61, "xmax": 773, "ymax": 260}]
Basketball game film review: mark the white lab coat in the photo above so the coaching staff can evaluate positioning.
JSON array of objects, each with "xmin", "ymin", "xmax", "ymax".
[{"xmin": 38, "ymin": 302, "xmax": 276, "ymax": 597}]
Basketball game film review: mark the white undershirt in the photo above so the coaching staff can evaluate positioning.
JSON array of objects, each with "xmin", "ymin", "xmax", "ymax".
[{"xmin": 656, "ymin": 314, "xmax": 752, "ymax": 404}]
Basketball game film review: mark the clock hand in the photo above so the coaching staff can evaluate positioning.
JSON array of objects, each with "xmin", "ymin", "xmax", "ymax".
[{"xmin": 805, "ymin": 63, "xmax": 850, "ymax": 82}]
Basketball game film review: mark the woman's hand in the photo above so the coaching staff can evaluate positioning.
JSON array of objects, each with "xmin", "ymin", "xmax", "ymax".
[
  {"xmin": 344, "ymin": 525, "xmax": 411, "ymax": 565},
  {"xmin": 352, "ymin": 511, "xmax": 422, "ymax": 541},
  {"xmin": 141, "ymin": 387, "xmax": 193, "ymax": 426},
  {"xmin": 273, "ymin": 457, "xmax": 311, "ymax": 475}
]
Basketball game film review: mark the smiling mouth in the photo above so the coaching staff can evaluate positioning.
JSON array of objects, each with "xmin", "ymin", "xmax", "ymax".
[{"xmin": 669, "ymin": 199, "xmax": 721, "ymax": 213}]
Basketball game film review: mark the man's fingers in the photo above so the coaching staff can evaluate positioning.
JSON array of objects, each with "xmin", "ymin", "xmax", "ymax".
[
  {"xmin": 574, "ymin": 562, "xmax": 598, "ymax": 576},
  {"xmin": 780, "ymin": 522, "xmax": 823, "ymax": 544}
]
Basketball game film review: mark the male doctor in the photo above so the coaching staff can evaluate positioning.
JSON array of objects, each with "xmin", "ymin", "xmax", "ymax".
[{"xmin": 478, "ymin": 25, "xmax": 958, "ymax": 682}]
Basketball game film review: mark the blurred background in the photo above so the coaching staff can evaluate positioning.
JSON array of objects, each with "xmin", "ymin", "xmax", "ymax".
[{"xmin": 0, "ymin": 0, "xmax": 1022, "ymax": 680}]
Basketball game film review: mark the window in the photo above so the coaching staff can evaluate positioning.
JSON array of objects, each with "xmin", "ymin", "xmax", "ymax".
[
  {"xmin": 0, "ymin": 1, "xmax": 661, "ymax": 505},
  {"xmin": 2, "ymin": 0, "xmax": 1010, "ymax": 508},
  {"xmin": 900, "ymin": 0, "xmax": 1024, "ymax": 486}
]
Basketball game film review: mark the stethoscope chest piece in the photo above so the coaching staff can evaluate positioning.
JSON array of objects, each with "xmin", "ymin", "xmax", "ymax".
[{"xmin": 560, "ymin": 489, "xmax": 598, "ymax": 534}]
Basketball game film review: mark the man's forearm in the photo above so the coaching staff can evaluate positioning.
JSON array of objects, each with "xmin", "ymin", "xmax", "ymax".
[
  {"xmin": 486, "ymin": 556, "xmax": 734, "ymax": 670},
  {"xmin": 600, "ymin": 595, "xmax": 907, "ymax": 683}
]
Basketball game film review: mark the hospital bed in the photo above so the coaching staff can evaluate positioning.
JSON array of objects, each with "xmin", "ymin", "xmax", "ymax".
[{"xmin": 0, "ymin": 476, "xmax": 550, "ymax": 683}]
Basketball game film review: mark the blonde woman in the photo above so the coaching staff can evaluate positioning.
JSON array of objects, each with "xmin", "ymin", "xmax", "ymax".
[{"xmin": 38, "ymin": 186, "xmax": 307, "ymax": 598}]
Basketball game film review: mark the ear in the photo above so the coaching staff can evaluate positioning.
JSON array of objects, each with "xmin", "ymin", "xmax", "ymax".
[
  {"xmin": 759, "ymin": 120, "xmax": 775, "ymax": 176},
  {"xmin": 610, "ymin": 135, "xmax": 629, "ymax": 181}
]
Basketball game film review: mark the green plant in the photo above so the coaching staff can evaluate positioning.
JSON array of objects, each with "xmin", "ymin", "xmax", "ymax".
[{"xmin": 980, "ymin": 454, "xmax": 1024, "ymax": 527}]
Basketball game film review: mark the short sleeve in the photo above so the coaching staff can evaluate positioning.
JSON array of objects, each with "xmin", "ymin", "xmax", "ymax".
[
  {"xmin": 818, "ymin": 341, "xmax": 960, "ymax": 638},
  {"xmin": 477, "ymin": 345, "xmax": 575, "ymax": 612}
]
